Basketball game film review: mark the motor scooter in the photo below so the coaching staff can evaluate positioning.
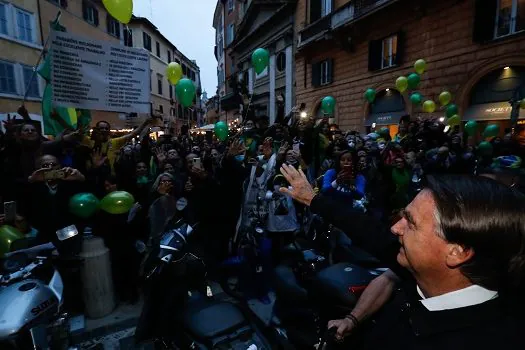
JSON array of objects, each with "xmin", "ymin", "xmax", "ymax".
[
  {"xmin": 0, "ymin": 225, "xmax": 81, "ymax": 349},
  {"xmin": 135, "ymin": 195, "xmax": 276, "ymax": 349}
]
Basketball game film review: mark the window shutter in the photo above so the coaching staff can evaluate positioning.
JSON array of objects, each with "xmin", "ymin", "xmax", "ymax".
[
  {"xmin": 473, "ymin": 0, "xmax": 497, "ymax": 43},
  {"xmin": 82, "ymin": 1, "xmax": 87, "ymax": 20},
  {"xmin": 94, "ymin": 9, "xmax": 99, "ymax": 26},
  {"xmin": 106, "ymin": 14, "xmax": 111, "ymax": 33},
  {"xmin": 116, "ymin": 22, "xmax": 121, "ymax": 39},
  {"xmin": 394, "ymin": 31, "xmax": 405, "ymax": 66},
  {"xmin": 310, "ymin": 0, "xmax": 322, "ymax": 23},
  {"xmin": 368, "ymin": 39, "xmax": 382, "ymax": 71},
  {"xmin": 326, "ymin": 58, "xmax": 333, "ymax": 84},
  {"xmin": 311, "ymin": 62, "xmax": 321, "ymax": 87}
]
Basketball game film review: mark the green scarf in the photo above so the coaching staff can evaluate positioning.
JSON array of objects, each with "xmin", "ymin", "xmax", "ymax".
[{"xmin": 392, "ymin": 168, "xmax": 410, "ymax": 193}]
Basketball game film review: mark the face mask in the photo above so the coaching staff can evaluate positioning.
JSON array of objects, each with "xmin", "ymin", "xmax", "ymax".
[
  {"xmin": 137, "ymin": 176, "xmax": 149, "ymax": 184},
  {"xmin": 378, "ymin": 143, "xmax": 386, "ymax": 150},
  {"xmin": 235, "ymin": 155, "xmax": 245, "ymax": 162},
  {"xmin": 348, "ymin": 141, "xmax": 355, "ymax": 149},
  {"xmin": 257, "ymin": 155, "xmax": 265, "ymax": 162}
]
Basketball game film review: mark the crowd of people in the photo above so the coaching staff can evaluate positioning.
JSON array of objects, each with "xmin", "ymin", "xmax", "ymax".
[{"xmin": 0, "ymin": 101, "xmax": 524, "ymax": 307}]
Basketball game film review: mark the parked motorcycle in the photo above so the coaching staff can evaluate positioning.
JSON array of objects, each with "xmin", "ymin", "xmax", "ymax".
[
  {"xmin": 134, "ymin": 209, "xmax": 275, "ymax": 349},
  {"xmin": 0, "ymin": 225, "xmax": 81, "ymax": 350}
]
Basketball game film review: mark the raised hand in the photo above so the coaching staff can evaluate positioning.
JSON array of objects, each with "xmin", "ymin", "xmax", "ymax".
[
  {"xmin": 279, "ymin": 164, "xmax": 315, "ymax": 206},
  {"xmin": 91, "ymin": 149, "xmax": 107, "ymax": 168}
]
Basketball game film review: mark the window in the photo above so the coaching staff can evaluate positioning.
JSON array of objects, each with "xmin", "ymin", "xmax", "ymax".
[
  {"xmin": 156, "ymin": 41, "xmax": 160, "ymax": 57},
  {"xmin": 169, "ymin": 84, "xmax": 173, "ymax": 99},
  {"xmin": 22, "ymin": 65, "xmax": 39, "ymax": 97},
  {"xmin": 227, "ymin": 24, "xmax": 235, "ymax": 45},
  {"xmin": 368, "ymin": 32, "xmax": 404, "ymax": 71},
  {"xmin": 167, "ymin": 50, "xmax": 171, "ymax": 63},
  {"xmin": 0, "ymin": 3, "xmax": 8, "ymax": 35},
  {"xmin": 16, "ymin": 8, "xmax": 33, "ymax": 43},
  {"xmin": 82, "ymin": 1, "xmax": 99, "ymax": 26},
  {"xmin": 311, "ymin": 59, "xmax": 333, "ymax": 87},
  {"xmin": 276, "ymin": 52, "xmax": 286, "ymax": 72},
  {"xmin": 256, "ymin": 66, "xmax": 268, "ymax": 78},
  {"xmin": 228, "ymin": 0, "xmax": 234, "ymax": 13},
  {"xmin": 49, "ymin": 0, "xmax": 68, "ymax": 8},
  {"xmin": 107, "ymin": 17, "xmax": 120, "ymax": 38},
  {"xmin": 381, "ymin": 35, "xmax": 398, "ymax": 69},
  {"xmin": 124, "ymin": 28, "xmax": 133, "ymax": 47},
  {"xmin": 158, "ymin": 104, "xmax": 164, "ymax": 114},
  {"xmin": 0, "ymin": 61, "xmax": 16, "ymax": 94},
  {"xmin": 157, "ymin": 74, "xmax": 163, "ymax": 95},
  {"xmin": 143, "ymin": 32, "xmax": 152, "ymax": 51},
  {"xmin": 190, "ymin": 70, "xmax": 196, "ymax": 81},
  {"xmin": 310, "ymin": 0, "xmax": 333, "ymax": 23},
  {"xmin": 182, "ymin": 64, "xmax": 188, "ymax": 77},
  {"xmin": 494, "ymin": 0, "xmax": 525, "ymax": 38}
]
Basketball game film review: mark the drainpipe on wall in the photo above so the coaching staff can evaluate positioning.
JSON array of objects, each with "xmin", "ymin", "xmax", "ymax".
[{"xmin": 37, "ymin": 0, "xmax": 45, "ymax": 46}]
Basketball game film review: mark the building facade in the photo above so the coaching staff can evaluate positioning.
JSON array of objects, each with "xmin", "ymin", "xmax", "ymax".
[
  {"xmin": 128, "ymin": 16, "xmax": 202, "ymax": 133},
  {"xmin": 1, "ymin": 0, "xmax": 46, "ymax": 131},
  {"xmin": 213, "ymin": 0, "xmax": 242, "ymax": 123},
  {"xmin": 295, "ymin": 0, "xmax": 525, "ymax": 135}
]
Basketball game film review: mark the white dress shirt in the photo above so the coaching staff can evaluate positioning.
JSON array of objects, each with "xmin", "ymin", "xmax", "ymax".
[{"xmin": 416, "ymin": 285, "xmax": 498, "ymax": 311}]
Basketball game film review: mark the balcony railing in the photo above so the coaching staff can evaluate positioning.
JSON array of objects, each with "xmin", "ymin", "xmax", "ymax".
[
  {"xmin": 331, "ymin": 0, "xmax": 395, "ymax": 30},
  {"xmin": 298, "ymin": 14, "xmax": 332, "ymax": 47}
]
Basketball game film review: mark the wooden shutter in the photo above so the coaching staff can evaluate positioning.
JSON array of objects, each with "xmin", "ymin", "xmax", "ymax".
[
  {"xmin": 473, "ymin": 0, "xmax": 497, "ymax": 43},
  {"xmin": 368, "ymin": 39, "xmax": 382, "ymax": 71},
  {"xmin": 394, "ymin": 31, "xmax": 405, "ymax": 66},
  {"xmin": 82, "ymin": 1, "xmax": 87, "ymax": 20},
  {"xmin": 310, "ymin": 0, "xmax": 322, "ymax": 23},
  {"xmin": 94, "ymin": 8, "xmax": 99, "ymax": 26},
  {"xmin": 326, "ymin": 58, "xmax": 333, "ymax": 84},
  {"xmin": 311, "ymin": 62, "xmax": 321, "ymax": 87}
]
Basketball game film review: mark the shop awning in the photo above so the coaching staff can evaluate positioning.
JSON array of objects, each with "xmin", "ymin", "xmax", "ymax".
[
  {"xmin": 365, "ymin": 111, "xmax": 408, "ymax": 126},
  {"xmin": 463, "ymin": 102, "xmax": 525, "ymax": 121}
]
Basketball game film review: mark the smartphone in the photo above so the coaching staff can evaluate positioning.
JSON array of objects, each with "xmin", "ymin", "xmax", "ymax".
[
  {"xmin": 44, "ymin": 169, "xmax": 66, "ymax": 180},
  {"xmin": 3, "ymin": 201, "xmax": 16, "ymax": 223},
  {"xmin": 192, "ymin": 158, "xmax": 203, "ymax": 170}
]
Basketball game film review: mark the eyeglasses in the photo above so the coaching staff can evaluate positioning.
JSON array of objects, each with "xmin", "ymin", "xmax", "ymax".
[
  {"xmin": 160, "ymin": 180, "xmax": 172, "ymax": 184},
  {"xmin": 41, "ymin": 162, "xmax": 58, "ymax": 169}
]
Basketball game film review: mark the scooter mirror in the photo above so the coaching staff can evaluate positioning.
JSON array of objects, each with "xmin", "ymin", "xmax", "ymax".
[{"xmin": 56, "ymin": 225, "xmax": 79, "ymax": 241}]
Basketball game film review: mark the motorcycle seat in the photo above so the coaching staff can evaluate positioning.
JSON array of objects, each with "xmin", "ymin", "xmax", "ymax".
[
  {"xmin": 273, "ymin": 264, "xmax": 309, "ymax": 303},
  {"xmin": 310, "ymin": 263, "xmax": 379, "ymax": 308},
  {"xmin": 182, "ymin": 298, "xmax": 246, "ymax": 340}
]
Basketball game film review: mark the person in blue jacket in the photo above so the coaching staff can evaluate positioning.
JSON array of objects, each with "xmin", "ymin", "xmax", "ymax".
[{"xmin": 321, "ymin": 150, "xmax": 366, "ymax": 204}]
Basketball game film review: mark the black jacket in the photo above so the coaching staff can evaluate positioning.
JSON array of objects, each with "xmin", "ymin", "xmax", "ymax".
[{"xmin": 310, "ymin": 194, "xmax": 525, "ymax": 350}]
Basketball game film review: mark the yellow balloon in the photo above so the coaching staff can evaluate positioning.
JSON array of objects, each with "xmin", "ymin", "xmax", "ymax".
[
  {"xmin": 103, "ymin": 0, "xmax": 133, "ymax": 24},
  {"xmin": 166, "ymin": 62, "xmax": 183, "ymax": 85},
  {"xmin": 447, "ymin": 115, "xmax": 461, "ymax": 127},
  {"xmin": 414, "ymin": 59, "xmax": 427, "ymax": 75},
  {"xmin": 520, "ymin": 99, "xmax": 525, "ymax": 109},
  {"xmin": 422, "ymin": 100, "xmax": 436, "ymax": 113},
  {"xmin": 438, "ymin": 91, "xmax": 452, "ymax": 106}
]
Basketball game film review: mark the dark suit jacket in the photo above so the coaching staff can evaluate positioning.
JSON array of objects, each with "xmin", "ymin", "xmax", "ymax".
[{"xmin": 310, "ymin": 194, "xmax": 525, "ymax": 350}]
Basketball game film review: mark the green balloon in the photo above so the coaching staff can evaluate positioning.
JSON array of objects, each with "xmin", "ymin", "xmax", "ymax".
[
  {"xmin": 364, "ymin": 88, "xmax": 376, "ymax": 103},
  {"xmin": 407, "ymin": 73, "xmax": 420, "ymax": 89},
  {"xmin": 379, "ymin": 127, "xmax": 390, "ymax": 136},
  {"xmin": 445, "ymin": 104, "xmax": 459, "ymax": 118},
  {"xmin": 100, "ymin": 191, "xmax": 135, "ymax": 215},
  {"xmin": 410, "ymin": 92, "xmax": 423, "ymax": 105},
  {"xmin": 214, "ymin": 121, "xmax": 229, "ymax": 141},
  {"xmin": 478, "ymin": 141, "xmax": 493, "ymax": 156},
  {"xmin": 175, "ymin": 78, "xmax": 196, "ymax": 107},
  {"xmin": 251, "ymin": 48, "xmax": 269, "ymax": 75},
  {"xmin": 484, "ymin": 124, "xmax": 500, "ymax": 138},
  {"xmin": 0, "ymin": 225, "xmax": 24, "ymax": 257},
  {"xmin": 321, "ymin": 96, "xmax": 336, "ymax": 115},
  {"xmin": 69, "ymin": 193, "xmax": 99, "ymax": 219},
  {"xmin": 464, "ymin": 120, "xmax": 478, "ymax": 136}
]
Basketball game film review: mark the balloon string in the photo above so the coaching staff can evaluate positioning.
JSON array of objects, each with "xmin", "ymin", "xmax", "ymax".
[{"xmin": 243, "ymin": 72, "xmax": 257, "ymax": 122}]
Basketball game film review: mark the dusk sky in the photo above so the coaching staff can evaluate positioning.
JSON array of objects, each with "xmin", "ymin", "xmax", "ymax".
[{"xmin": 134, "ymin": 0, "xmax": 218, "ymax": 97}]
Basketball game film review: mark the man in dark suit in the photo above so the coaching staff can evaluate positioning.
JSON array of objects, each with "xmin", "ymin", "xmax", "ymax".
[{"xmin": 279, "ymin": 165, "xmax": 525, "ymax": 350}]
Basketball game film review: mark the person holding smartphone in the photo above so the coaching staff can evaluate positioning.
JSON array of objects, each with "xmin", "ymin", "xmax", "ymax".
[{"xmin": 21, "ymin": 154, "xmax": 86, "ymax": 245}]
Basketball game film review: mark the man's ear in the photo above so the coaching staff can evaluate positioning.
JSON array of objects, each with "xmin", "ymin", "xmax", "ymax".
[{"xmin": 446, "ymin": 244, "xmax": 474, "ymax": 268}]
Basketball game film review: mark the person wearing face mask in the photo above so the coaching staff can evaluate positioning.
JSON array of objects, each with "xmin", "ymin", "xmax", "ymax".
[{"xmin": 321, "ymin": 151, "xmax": 366, "ymax": 205}]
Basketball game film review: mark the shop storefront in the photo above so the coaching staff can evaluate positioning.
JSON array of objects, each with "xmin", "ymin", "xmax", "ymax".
[
  {"xmin": 463, "ymin": 66, "xmax": 525, "ymax": 136},
  {"xmin": 365, "ymin": 89, "xmax": 408, "ymax": 137}
]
